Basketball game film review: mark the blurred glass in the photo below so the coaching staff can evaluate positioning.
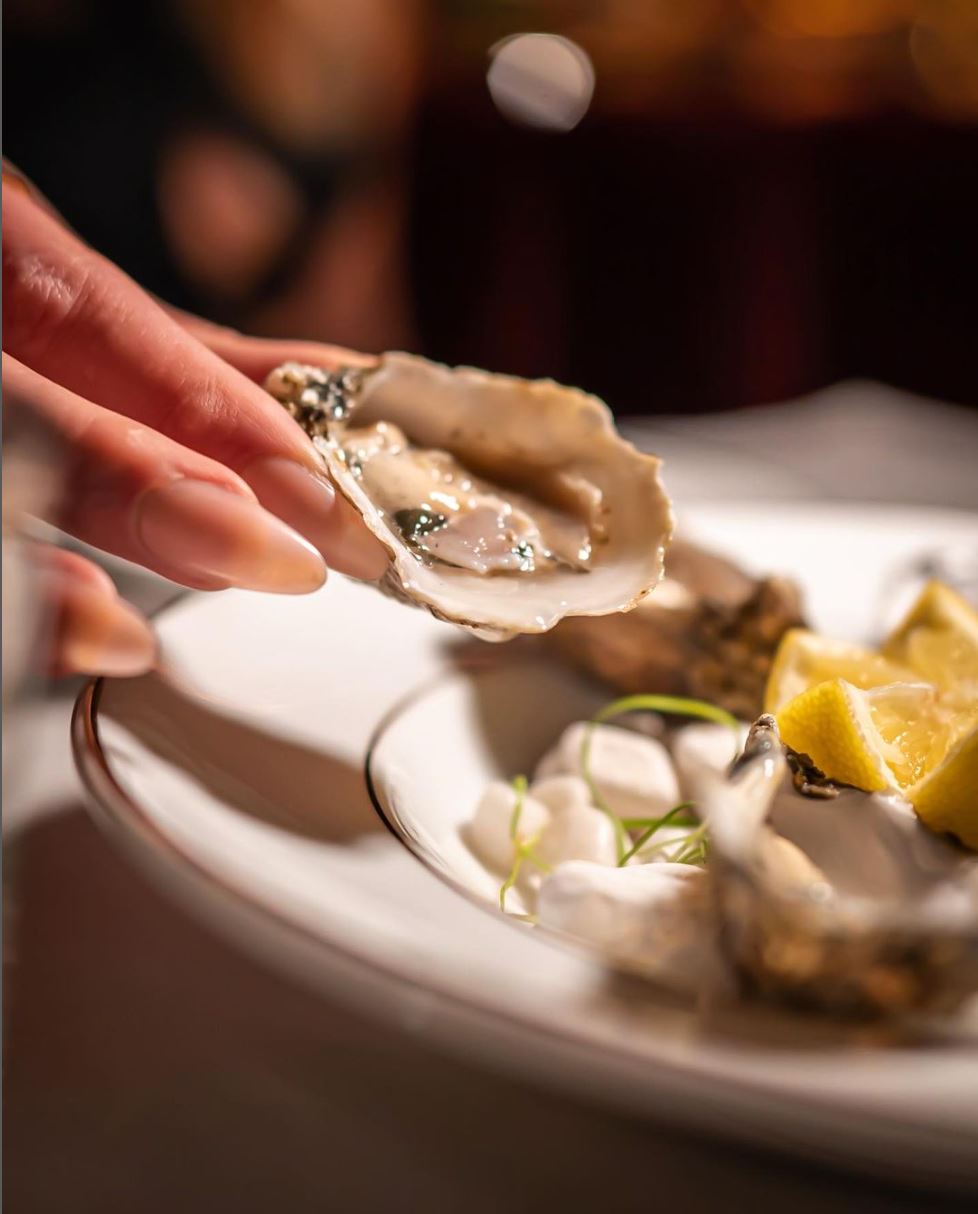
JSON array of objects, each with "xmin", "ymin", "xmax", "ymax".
[
  {"xmin": 2, "ymin": 418, "xmax": 60, "ymax": 699},
  {"xmin": 2, "ymin": 404, "xmax": 64, "ymax": 793},
  {"xmin": 874, "ymin": 543, "xmax": 978, "ymax": 641}
]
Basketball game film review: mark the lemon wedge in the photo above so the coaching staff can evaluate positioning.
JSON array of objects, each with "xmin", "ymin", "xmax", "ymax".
[
  {"xmin": 776, "ymin": 677, "xmax": 963, "ymax": 792},
  {"xmin": 861, "ymin": 681, "xmax": 959, "ymax": 788},
  {"xmin": 775, "ymin": 678, "xmax": 899, "ymax": 793},
  {"xmin": 882, "ymin": 580, "xmax": 978, "ymax": 711},
  {"xmin": 777, "ymin": 677, "xmax": 976, "ymax": 839},
  {"xmin": 767, "ymin": 581, "xmax": 978, "ymax": 848},
  {"xmin": 908, "ymin": 717, "xmax": 978, "ymax": 849},
  {"xmin": 764, "ymin": 628, "xmax": 913, "ymax": 714}
]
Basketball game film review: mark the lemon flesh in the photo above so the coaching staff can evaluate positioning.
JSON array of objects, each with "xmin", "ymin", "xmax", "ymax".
[
  {"xmin": 909, "ymin": 722, "xmax": 978, "ymax": 849},
  {"xmin": 882, "ymin": 580, "xmax": 978, "ymax": 712},
  {"xmin": 765, "ymin": 581, "xmax": 978, "ymax": 842},
  {"xmin": 776, "ymin": 679, "xmax": 898, "ymax": 793},
  {"xmin": 764, "ymin": 628, "xmax": 913, "ymax": 714},
  {"xmin": 777, "ymin": 676, "xmax": 977, "ymax": 847}
]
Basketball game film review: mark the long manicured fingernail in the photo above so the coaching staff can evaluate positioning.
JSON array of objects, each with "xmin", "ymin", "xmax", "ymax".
[
  {"xmin": 61, "ymin": 590, "xmax": 157, "ymax": 677},
  {"xmin": 136, "ymin": 479, "xmax": 326, "ymax": 593},
  {"xmin": 245, "ymin": 457, "xmax": 389, "ymax": 581}
]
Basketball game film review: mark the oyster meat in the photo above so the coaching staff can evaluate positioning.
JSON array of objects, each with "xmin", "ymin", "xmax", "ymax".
[
  {"xmin": 266, "ymin": 355, "xmax": 673, "ymax": 639},
  {"xmin": 545, "ymin": 539, "xmax": 806, "ymax": 718}
]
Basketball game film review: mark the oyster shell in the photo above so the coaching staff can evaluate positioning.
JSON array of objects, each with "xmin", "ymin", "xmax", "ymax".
[
  {"xmin": 545, "ymin": 539, "xmax": 805, "ymax": 718},
  {"xmin": 266, "ymin": 355, "xmax": 673, "ymax": 639},
  {"xmin": 698, "ymin": 716, "xmax": 978, "ymax": 1016}
]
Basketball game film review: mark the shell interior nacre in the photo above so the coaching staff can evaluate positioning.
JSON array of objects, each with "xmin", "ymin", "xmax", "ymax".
[{"xmin": 266, "ymin": 354, "xmax": 674, "ymax": 639}]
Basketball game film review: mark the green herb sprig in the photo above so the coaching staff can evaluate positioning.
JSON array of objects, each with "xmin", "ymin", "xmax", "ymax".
[
  {"xmin": 499, "ymin": 775, "xmax": 552, "ymax": 912},
  {"xmin": 507, "ymin": 775, "xmax": 528, "ymax": 838},
  {"xmin": 617, "ymin": 802, "xmax": 695, "ymax": 866},
  {"xmin": 579, "ymin": 694, "xmax": 738, "ymax": 863},
  {"xmin": 670, "ymin": 821, "xmax": 710, "ymax": 866},
  {"xmin": 500, "ymin": 695, "xmax": 736, "ymax": 910}
]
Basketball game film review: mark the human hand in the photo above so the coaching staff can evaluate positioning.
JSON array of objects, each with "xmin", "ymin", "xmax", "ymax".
[{"xmin": 2, "ymin": 173, "xmax": 389, "ymax": 678}]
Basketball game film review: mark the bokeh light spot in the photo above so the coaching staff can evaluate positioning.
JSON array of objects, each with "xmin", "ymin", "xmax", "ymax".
[{"xmin": 487, "ymin": 33, "xmax": 595, "ymax": 132}]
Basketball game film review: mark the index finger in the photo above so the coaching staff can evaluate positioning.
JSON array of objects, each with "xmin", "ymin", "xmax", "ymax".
[
  {"xmin": 166, "ymin": 306, "xmax": 376, "ymax": 385},
  {"xmin": 2, "ymin": 188, "xmax": 388, "ymax": 580}
]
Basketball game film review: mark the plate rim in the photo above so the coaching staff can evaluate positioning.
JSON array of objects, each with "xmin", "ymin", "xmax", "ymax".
[{"xmin": 71, "ymin": 669, "xmax": 978, "ymax": 1190}]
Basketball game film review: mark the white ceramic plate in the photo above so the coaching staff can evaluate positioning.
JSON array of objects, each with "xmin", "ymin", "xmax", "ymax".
[{"xmin": 73, "ymin": 502, "xmax": 978, "ymax": 1190}]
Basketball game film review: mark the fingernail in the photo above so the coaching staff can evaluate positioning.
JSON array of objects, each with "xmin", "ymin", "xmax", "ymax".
[
  {"xmin": 245, "ymin": 457, "xmax": 389, "ymax": 581},
  {"xmin": 136, "ymin": 479, "xmax": 326, "ymax": 593},
  {"xmin": 61, "ymin": 592, "xmax": 157, "ymax": 677}
]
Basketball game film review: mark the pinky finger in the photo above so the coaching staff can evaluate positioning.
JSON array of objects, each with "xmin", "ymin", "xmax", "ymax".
[{"xmin": 36, "ymin": 547, "xmax": 158, "ymax": 678}]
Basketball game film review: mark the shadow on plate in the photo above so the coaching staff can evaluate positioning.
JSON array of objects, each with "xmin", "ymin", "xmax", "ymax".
[
  {"xmin": 440, "ymin": 636, "xmax": 609, "ymax": 773},
  {"xmin": 98, "ymin": 671, "xmax": 382, "ymax": 844}
]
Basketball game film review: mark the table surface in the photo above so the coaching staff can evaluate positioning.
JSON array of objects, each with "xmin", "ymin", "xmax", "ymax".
[{"xmin": 5, "ymin": 381, "xmax": 978, "ymax": 1213}]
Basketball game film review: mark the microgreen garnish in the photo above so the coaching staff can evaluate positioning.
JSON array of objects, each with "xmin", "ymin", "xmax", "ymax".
[
  {"xmin": 618, "ymin": 802, "xmax": 695, "ymax": 866},
  {"xmin": 499, "ymin": 848, "xmax": 527, "ymax": 911},
  {"xmin": 620, "ymin": 815, "xmax": 698, "ymax": 831},
  {"xmin": 580, "ymin": 694, "xmax": 737, "ymax": 863},
  {"xmin": 508, "ymin": 775, "xmax": 528, "ymax": 839},
  {"xmin": 500, "ymin": 696, "xmax": 731, "ymax": 909},
  {"xmin": 670, "ymin": 822, "xmax": 710, "ymax": 866},
  {"xmin": 591, "ymin": 694, "xmax": 740, "ymax": 733},
  {"xmin": 498, "ymin": 841, "xmax": 552, "ymax": 911},
  {"xmin": 499, "ymin": 775, "xmax": 551, "ymax": 912}
]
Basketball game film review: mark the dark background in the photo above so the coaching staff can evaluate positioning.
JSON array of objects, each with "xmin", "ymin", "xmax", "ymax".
[{"xmin": 5, "ymin": 1, "xmax": 978, "ymax": 415}]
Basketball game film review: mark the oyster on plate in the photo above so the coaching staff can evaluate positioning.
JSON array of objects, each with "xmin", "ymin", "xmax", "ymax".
[
  {"xmin": 698, "ymin": 716, "xmax": 978, "ymax": 1016},
  {"xmin": 545, "ymin": 540, "xmax": 805, "ymax": 719},
  {"xmin": 266, "ymin": 355, "xmax": 673, "ymax": 639}
]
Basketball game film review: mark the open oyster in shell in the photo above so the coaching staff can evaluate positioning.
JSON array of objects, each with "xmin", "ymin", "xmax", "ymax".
[
  {"xmin": 697, "ymin": 716, "xmax": 978, "ymax": 1016},
  {"xmin": 266, "ymin": 355, "xmax": 673, "ymax": 639}
]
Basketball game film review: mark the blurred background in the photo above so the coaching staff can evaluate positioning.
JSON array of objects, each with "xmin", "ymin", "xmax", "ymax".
[
  {"xmin": 5, "ymin": 7, "xmax": 978, "ymax": 1212},
  {"xmin": 5, "ymin": 0, "xmax": 978, "ymax": 416}
]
